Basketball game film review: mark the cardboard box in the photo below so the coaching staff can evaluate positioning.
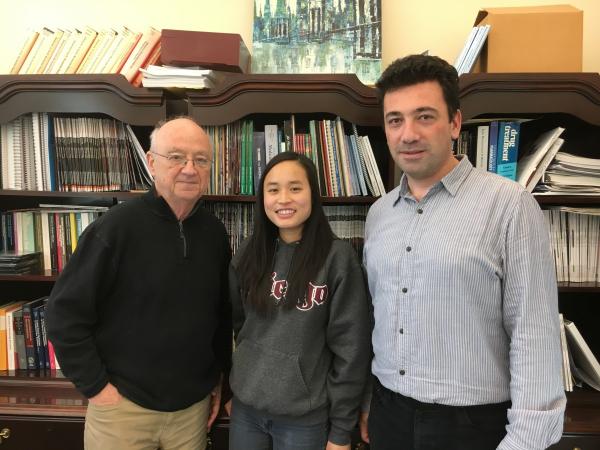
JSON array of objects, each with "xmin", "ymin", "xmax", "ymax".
[
  {"xmin": 473, "ymin": 5, "xmax": 582, "ymax": 73},
  {"xmin": 161, "ymin": 29, "xmax": 251, "ymax": 73}
]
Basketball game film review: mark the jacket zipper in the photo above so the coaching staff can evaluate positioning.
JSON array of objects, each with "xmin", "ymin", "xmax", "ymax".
[{"xmin": 178, "ymin": 221, "xmax": 187, "ymax": 258}]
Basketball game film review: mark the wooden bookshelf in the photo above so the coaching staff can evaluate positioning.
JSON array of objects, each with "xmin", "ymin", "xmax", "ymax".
[
  {"xmin": 0, "ymin": 72, "xmax": 598, "ymax": 449},
  {"xmin": 0, "ymin": 73, "xmax": 390, "ymax": 450},
  {"xmin": 460, "ymin": 72, "xmax": 600, "ymax": 448}
]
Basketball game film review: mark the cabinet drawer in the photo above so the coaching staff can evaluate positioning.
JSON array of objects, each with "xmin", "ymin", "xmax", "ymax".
[{"xmin": 0, "ymin": 416, "xmax": 84, "ymax": 450}]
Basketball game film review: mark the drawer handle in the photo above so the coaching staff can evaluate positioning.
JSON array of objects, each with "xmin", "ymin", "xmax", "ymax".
[{"xmin": 0, "ymin": 428, "xmax": 10, "ymax": 444}]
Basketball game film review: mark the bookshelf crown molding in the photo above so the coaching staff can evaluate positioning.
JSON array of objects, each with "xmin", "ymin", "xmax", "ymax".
[
  {"xmin": 459, "ymin": 72, "xmax": 600, "ymax": 126},
  {"xmin": 0, "ymin": 74, "xmax": 165, "ymax": 125}
]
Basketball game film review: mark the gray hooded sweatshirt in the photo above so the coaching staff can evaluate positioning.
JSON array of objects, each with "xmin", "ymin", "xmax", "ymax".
[{"xmin": 229, "ymin": 239, "xmax": 371, "ymax": 445}]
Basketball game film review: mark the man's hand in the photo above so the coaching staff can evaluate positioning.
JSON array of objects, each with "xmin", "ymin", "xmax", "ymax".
[
  {"xmin": 207, "ymin": 377, "xmax": 223, "ymax": 431},
  {"xmin": 224, "ymin": 399, "xmax": 232, "ymax": 416},
  {"xmin": 359, "ymin": 411, "xmax": 369, "ymax": 443},
  {"xmin": 88, "ymin": 382, "xmax": 121, "ymax": 406},
  {"xmin": 326, "ymin": 442, "xmax": 350, "ymax": 450}
]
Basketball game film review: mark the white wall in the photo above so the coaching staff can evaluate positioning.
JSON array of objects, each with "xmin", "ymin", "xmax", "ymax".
[{"xmin": 1, "ymin": 0, "xmax": 598, "ymax": 75}]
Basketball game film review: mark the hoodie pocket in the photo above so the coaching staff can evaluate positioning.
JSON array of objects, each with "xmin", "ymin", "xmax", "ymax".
[{"xmin": 231, "ymin": 339, "xmax": 311, "ymax": 416}]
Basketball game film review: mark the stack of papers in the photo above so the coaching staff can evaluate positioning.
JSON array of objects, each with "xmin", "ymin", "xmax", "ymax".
[
  {"xmin": 536, "ymin": 152, "xmax": 600, "ymax": 195},
  {"xmin": 139, "ymin": 65, "xmax": 215, "ymax": 89},
  {"xmin": 0, "ymin": 250, "xmax": 41, "ymax": 275},
  {"xmin": 516, "ymin": 126, "xmax": 564, "ymax": 192}
]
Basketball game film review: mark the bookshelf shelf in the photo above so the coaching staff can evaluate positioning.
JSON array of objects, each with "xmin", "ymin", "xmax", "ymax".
[
  {"xmin": 534, "ymin": 195, "xmax": 600, "ymax": 206},
  {"xmin": 557, "ymin": 282, "xmax": 600, "ymax": 293}
]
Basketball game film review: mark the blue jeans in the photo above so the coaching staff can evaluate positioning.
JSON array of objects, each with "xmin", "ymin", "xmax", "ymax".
[
  {"xmin": 229, "ymin": 397, "xmax": 328, "ymax": 450},
  {"xmin": 368, "ymin": 378, "xmax": 509, "ymax": 450}
]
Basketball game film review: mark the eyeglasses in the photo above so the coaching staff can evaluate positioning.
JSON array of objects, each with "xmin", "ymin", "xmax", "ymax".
[{"xmin": 151, "ymin": 151, "xmax": 212, "ymax": 168}]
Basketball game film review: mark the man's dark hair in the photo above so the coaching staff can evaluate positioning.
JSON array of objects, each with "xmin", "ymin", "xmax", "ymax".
[{"xmin": 375, "ymin": 54, "xmax": 460, "ymax": 121}]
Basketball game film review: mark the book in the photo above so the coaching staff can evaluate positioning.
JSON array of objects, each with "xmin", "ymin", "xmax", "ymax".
[
  {"xmin": 12, "ymin": 309, "xmax": 27, "ymax": 369},
  {"xmin": 457, "ymin": 25, "xmax": 491, "ymax": 75},
  {"xmin": 9, "ymin": 30, "xmax": 39, "ymax": 74},
  {"xmin": 19, "ymin": 27, "xmax": 54, "ymax": 74},
  {"xmin": 5, "ymin": 301, "xmax": 26, "ymax": 370},
  {"xmin": 453, "ymin": 26, "xmax": 479, "ymax": 74},
  {"xmin": 487, "ymin": 121, "xmax": 499, "ymax": 173},
  {"xmin": 475, "ymin": 125, "xmax": 490, "ymax": 170},
  {"xmin": 0, "ymin": 302, "xmax": 15, "ymax": 370},
  {"xmin": 517, "ymin": 127, "xmax": 565, "ymax": 189},
  {"xmin": 264, "ymin": 125, "xmax": 279, "ymax": 164},
  {"xmin": 564, "ymin": 319, "xmax": 600, "ymax": 390},
  {"xmin": 495, "ymin": 121, "xmax": 520, "ymax": 180},
  {"xmin": 120, "ymin": 27, "xmax": 161, "ymax": 82},
  {"xmin": 64, "ymin": 27, "xmax": 98, "ymax": 74},
  {"xmin": 22, "ymin": 297, "xmax": 46, "ymax": 370}
]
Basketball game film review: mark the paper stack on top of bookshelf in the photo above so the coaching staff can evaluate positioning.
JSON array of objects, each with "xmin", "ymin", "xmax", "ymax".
[
  {"xmin": 454, "ymin": 25, "xmax": 491, "ymax": 75},
  {"xmin": 535, "ymin": 152, "xmax": 600, "ymax": 195},
  {"xmin": 516, "ymin": 127, "xmax": 565, "ymax": 192},
  {"xmin": 559, "ymin": 315, "xmax": 600, "ymax": 392},
  {"xmin": 6, "ymin": 26, "xmax": 161, "ymax": 87},
  {"xmin": 139, "ymin": 65, "xmax": 215, "ymax": 89},
  {"xmin": 0, "ymin": 250, "xmax": 41, "ymax": 275}
]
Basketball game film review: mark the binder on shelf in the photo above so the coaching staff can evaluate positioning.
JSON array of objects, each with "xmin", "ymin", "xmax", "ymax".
[{"xmin": 161, "ymin": 29, "xmax": 250, "ymax": 73}]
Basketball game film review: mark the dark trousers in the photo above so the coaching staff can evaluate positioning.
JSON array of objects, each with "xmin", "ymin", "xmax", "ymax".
[{"xmin": 368, "ymin": 378, "xmax": 509, "ymax": 450}]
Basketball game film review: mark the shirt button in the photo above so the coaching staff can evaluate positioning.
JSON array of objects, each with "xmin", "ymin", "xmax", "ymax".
[
  {"xmin": 399, "ymin": 328, "xmax": 404, "ymax": 334},
  {"xmin": 406, "ymin": 246, "xmax": 412, "ymax": 252},
  {"xmin": 402, "ymin": 287, "xmax": 408, "ymax": 293},
  {"xmin": 417, "ymin": 208, "xmax": 423, "ymax": 214},
  {"xmin": 399, "ymin": 370, "xmax": 406, "ymax": 375}
]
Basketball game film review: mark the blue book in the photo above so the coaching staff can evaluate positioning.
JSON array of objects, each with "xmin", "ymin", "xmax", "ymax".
[
  {"xmin": 487, "ymin": 121, "xmax": 499, "ymax": 173},
  {"xmin": 496, "ymin": 121, "xmax": 521, "ymax": 180}
]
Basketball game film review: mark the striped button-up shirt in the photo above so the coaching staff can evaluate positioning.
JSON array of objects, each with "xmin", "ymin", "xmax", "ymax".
[{"xmin": 364, "ymin": 156, "xmax": 566, "ymax": 450}]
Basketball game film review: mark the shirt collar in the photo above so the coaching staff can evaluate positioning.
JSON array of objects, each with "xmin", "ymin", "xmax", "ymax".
[{"xmin": 394, "ymin": 155, "xmax": 473, "ymax": 205}]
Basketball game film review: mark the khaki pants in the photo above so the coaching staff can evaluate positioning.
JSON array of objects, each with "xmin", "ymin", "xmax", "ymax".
[{"xmin": 84, "ymin": 394, "xmax": 210, "ymax": 450}]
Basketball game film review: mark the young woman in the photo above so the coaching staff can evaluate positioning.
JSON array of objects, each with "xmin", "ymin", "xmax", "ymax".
[{"xmin": 227, "ymin": 152, "xmax": 371, "ymax": 450}]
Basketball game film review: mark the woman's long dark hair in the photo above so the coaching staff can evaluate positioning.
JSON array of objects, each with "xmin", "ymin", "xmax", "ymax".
[{"xmin": 236, "ymin": 152, "xmax": 334, "ymax": 314}]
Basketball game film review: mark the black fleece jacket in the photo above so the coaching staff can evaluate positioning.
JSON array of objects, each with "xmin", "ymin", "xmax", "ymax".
[{"xmin": 46, "ymin": 188, "xmax": 231, "ymax": 411}]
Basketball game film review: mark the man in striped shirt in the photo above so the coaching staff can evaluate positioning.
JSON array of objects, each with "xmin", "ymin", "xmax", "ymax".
[{"xmin": 360, "ymin": 54, "xmax": 565, "ymax": 450}]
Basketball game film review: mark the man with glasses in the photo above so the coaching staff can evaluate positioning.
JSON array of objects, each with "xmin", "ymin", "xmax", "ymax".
[{"xmin": 47, "ymin": 116, "xmax": 231, "ymax": 450}]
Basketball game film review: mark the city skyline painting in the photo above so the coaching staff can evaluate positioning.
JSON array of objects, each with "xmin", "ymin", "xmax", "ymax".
[{"xmin": 252, "ymin": 0, "xmax": 382, "ymax": 85}]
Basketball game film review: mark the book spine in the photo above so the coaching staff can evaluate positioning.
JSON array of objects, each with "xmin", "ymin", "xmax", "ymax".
[
  {"xmin": 487, "ymin": 121, "xmax": 499, "ymax": 173},
  {"xmin": 496, "ymin": 121, "xmax": 521, "ymax": 181},
  {"xmin": 32, "ymin": 307, "xmax": 46, "ymax": 370},
  {"xmin": 40, "ymin": 305, "xmax": 50, "ymax": 370},
  {"xmin": 22, "ymin": 305, "xmax": 38, "ymax": 370},
  {"xmin": 13, "ymin": 311, "xmax": 27, "ymax": 370}
]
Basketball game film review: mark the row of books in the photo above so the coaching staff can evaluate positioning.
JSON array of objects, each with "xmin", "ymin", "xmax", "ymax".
[
  {"xmin": 0, "ymin": 297, "xmax": 57, "ymax": 371},
  {"xmin": 457, "ymin": 120, "xmax": 521, "ymax": 181},
  {"xmin": 543, "ymin": 207, "xmax": 600, "ymax": 284},
  {"xmin": 7, "ymin": 26, "xmax": 161, "ymax": 86},
  {"xmin": 206, "ymin": 202, "xmax": 368, "ymax": 257},
  {"xmin": 204, "ymin": 117, "xmax": 385, "ymax": 198},
  {"xmin": 0, "ymin": 206, "xmax": 107, "ymax": 273},
  {"xmin": 453, "ymin": 24, "xmax": 491, "ymax": 75},
  {"xmin": 559, "ymin": 314, "xmax": 600, "ymax": 392},
  {"xmin": 0, "ymin": 114, "xmax": 153, "ymax": 192}
]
